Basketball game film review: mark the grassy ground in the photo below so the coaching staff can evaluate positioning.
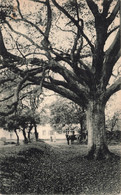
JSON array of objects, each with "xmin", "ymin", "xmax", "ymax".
[{"xmin": 0, "ymin": 140, "xmax": 121, "ymax": 195}]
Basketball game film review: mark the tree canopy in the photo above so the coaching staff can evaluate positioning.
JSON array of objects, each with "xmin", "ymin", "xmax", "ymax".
[
  {"xmin": 0, "ymin": 0, "xmax": 120, "ymax": 159},
  {"xmin": 0, "ymin": 0, "xmax": 120, "ymax": 113},
  {"xmin": 49, "ymin": 96, "xmax": 85, "ymax": 131}
]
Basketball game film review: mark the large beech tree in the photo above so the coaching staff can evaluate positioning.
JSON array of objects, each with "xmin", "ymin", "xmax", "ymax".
[{"xmin": 0, "ymin": 0, "xmax": 120, "ymax": 159}]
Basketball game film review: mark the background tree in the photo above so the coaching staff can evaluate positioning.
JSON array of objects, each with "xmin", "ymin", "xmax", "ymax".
[
  {"xmin": 50, "ymin": 96, "xmax": 86, "ymax": 133},
  {"xmin": 106, "ymin": 110, "xmax": 121, "ymax": 132},
  {"xmin": 4, "ymin": 107, "xmax": 41, "ymax": 143},
  {"xmin": 0, "ymin": 115, "xmax": 21, "ymax": 145},
  {"xmin": 0, "ymin": 0, "xmax": 120, "ymax": 159}
]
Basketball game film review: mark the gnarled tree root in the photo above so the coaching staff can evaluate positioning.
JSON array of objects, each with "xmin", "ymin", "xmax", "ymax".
[{"xmin": 86, "ymin": 144, "xmax": 120, "ymax": 160}]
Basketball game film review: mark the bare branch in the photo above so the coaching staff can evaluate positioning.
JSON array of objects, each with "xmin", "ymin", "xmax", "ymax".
[
  {"xmin": 102, "ymin": 0, "xmax": 113, "ymax": 17},
  {"xmin": 44, "ymin": 0, "xmax": 52, "ymax": 39},
  {"xmin": 55, "ymin": 20, "xmax": 76, "ymax": 35},
  {"xmin": 12, "ymin": 2, "xmax": 45, "ymax": 37},
  {"xmin": 16, "ymin": 41, "xmax": 25, "ymax": 58},
  {"xmin": 0, "ymin": 106, "xmax": 16, "ymax": 116},
  {"xmin": 43, "ymin": 80, "xmax": 86, "ymax": 106},
  {"xmin": 5, "ymin": 21, "xmax": 43, "ymax": 51},
  {"xmin": 80, "ymin": 53, "xmax": 92, "ymax": 58},
  {"xmin": 49, "ymin": 71, "xmax": 88, "ymax": 99},
  {"xmin": 40, "ymin": 0, "xmax": 52, "ymax": 59},
  {"xmin": 104, "ymin": 77, "xmax": 121, "ymax": 103},
  {"xmin": 0, "ymin": 27, "xmax": 8, "ymax": 56},
  {"xmin": 14, "ymin": 74, "xmax": 29, "ymax": 104},
  {"xmin": 102, "ymin": 29, "xmax": 120, "ymax": 87},
  {"xmin": 51, "ymin": 50, "xmax": 72, "ymax": 65},
  {"xmin": 49, "ymin": 60, "xmax": 90, "ymax": 87},
  {"xmin": 71, "ymin": 29, "xmax": 81, "ymax": 61},
  {"xmin": 51, "ymin": 0, "xmax": 94, "ymax": 52},
  {"xmin": 104, "ymin": 30, "xmax": 120, "ymax": 60},
  {"xmin": 0, "ymin": 78, "xmax": 14, "ymax": 84},
  {"xmin": 107, "ymin": 0, "xmax": 120, "ymax": 26},
  {"xmin": 49, "ymin": 76, "xmax": 71, "ymax": 89},
  {"xmin": 16, "ymin": 0, "xmax": 23, "ymax": 19},
  {"xmin": 107, "ymin": 25, "xmax": 120, "ymax": 37},
  {"xmin": 0, "ymin": 94, "xmax": 14, "ymax": 102},
  {"xmin": 85, "ymin": 0, "xmax": 99, "ymax": 17},
  {"xmin": 74, "ymin": 0, "xmax": 80, "ymax": 21},
  {"xmin": 29, "ymin": 0, "xmax": 46, "ymax": 4}
]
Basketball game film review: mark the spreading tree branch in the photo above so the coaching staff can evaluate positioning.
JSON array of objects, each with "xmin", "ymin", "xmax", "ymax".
[
  {"xmin": 48, "ymin": 74, "xmax": 88, "ymax": 99},
  {"xmin": 51, "ymin": 0, "xmax": 94, "ymax": 52},
  {"xmin": 102, "ymin": 30, "xmax": 120, "ymax": 87},
  {"xmin": 5, "ymin": 21, "xmax": 43, "ymax": 50},
  {"xmin": 86, "ymin": 0, "xmax": 99, "ymax": 17},
  {"xmin": 43, "ymin": 80, "xmax": 87, "ymax": 106},
  {"xmin": 102, "ymin": 0, "xmax": 113, "ymax": 17},
  {"xmin": 107, "ymin": 25, "xmax": 120, "ymax": 37},
  {"xmin": 0, "ymin": 94, "xmax": 14, "ymax": 102},
  {"xmin": 0, "ymin": 27, "xmax": 8, "ymax": 56},
  {"xmin": 107, "ymin": 0, "xmax": 120, "ymax": 26},
  {"xmin": 104, "ymin": 77, "xmax": 121, "ymax": 104},
  {"xmin": 49, "ymin": 76, "xmax": 70, "ymax": 89},
  {"xmin": 74, "ymin": 0, "xmax": 80, "ymax": 21},
  {"xmin": 41, "ymin": 0, "xmax": 52, "ymax": 59},
  {"xmin": 15, "ymin": 0, "xmax": 46, "ymax": 37},
  {"xmin": 44, "ymin": 0, "xmax": 52, "ymax": 39},
  {"xmin": 49, "ymin": 60, "xmax": 91, "ymax": 87},
  {"xmin": 29, "ymin": 0, "xmax": 46, "ymax": 4},
  {"xmin": 0, "ymin": 106, "xmax": 16, "ymax": 116}
]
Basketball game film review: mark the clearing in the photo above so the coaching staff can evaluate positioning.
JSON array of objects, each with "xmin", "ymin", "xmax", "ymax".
[{"xmin": 0, "ymin": 140, "xmax": 121, "ymax": 195}]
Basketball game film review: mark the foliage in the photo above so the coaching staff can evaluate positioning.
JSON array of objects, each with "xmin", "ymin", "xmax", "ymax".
[
  {"xmin": 49, "ymin": 96, "xmax": 85, "ymax": 130},
  {"xmin": 0, "ymin": 0, "xmax": 120, "ymax": 111},
  {"xmin": 106, "ymin": 110, "xmax": 121, "ymax": 131},
  {"xmin": 0, "ymin": 104, "xmax": 41, "ymax": 132},
  {"xmin": 106, "ymin": 130, "xmax": 121, "ymax": 145}
]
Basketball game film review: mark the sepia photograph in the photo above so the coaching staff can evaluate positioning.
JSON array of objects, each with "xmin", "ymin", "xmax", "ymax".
[{"xmin": 0, "ymin": 0, "xmax": 121, "ymax": 194}]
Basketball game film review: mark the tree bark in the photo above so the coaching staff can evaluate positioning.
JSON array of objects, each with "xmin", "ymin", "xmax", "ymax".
[
  {"xmin": 22, "ymin": 127, "xmax": 28, "ymax": 144},
  {"xmin": 86, "ymin": 100, "xmax": 112, "ymax": 160},
  {"xmin": 28, "ymin": 124, "xmax": 33, "ymax": 142},
  {"xmin": 34, "ymin": 123, "xmax": 39, "ymax": 141},
  {"xmin": 14, "ymin": 129, "xmax": 20, "ymax": 145}
]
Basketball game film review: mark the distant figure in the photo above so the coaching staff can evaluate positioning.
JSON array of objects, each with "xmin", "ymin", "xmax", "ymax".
[
  {"xmin": 50, "ymin": 136, "xmax": 53, "ymax": 142},
  {"xmin": 71, "ymin": 131, "xmax": 76, "ymax": 144},
  {"xmin": 66, "ymin": 130, "xmax": 76, "ymax": 145},
  {"xmin": 66, "ymin": 131, "xmax": 69, "ymax": 145},
  {"xmin": 10, "ymin": 132, "xmax": 13, "ymax": 139},
  {"xmin": 53, "ymin": 132, "xmax": 56, "ymax": 142}
]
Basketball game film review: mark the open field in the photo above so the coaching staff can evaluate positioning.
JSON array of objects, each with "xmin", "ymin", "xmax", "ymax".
[{"xmin": 0, "ymin": 140, "xmax": 121, "ymax": 194}]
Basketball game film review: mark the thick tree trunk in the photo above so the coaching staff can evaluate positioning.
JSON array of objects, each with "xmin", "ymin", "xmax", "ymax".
[
  {"xmin": 86, "ymin": 100, "xmax": 112, "ymax": 160},
  {"xmin": 14, "ymin": 129, "xmax": 20, "ymax": 145},
  {"xmin": 79, "ymin": 118, "xmax": 87, "ymax": 142}
]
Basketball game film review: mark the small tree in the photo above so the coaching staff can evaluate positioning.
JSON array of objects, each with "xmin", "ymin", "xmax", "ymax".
[
  {"xmin": 0, "ymin": 104, "xmax": 41, "ymax": 144},
  {"xmin": 3, "ymin": 115, "xmax": 20, "ymax": 145},
  {"xmin": 17, "ymin": 107, "xmax": 41, "ymax": 143}
]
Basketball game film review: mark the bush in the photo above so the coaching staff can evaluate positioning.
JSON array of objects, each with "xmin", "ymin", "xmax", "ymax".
[{"xmin": 106, "ymin": 130, "xmax": 121, "ymax": 144}]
